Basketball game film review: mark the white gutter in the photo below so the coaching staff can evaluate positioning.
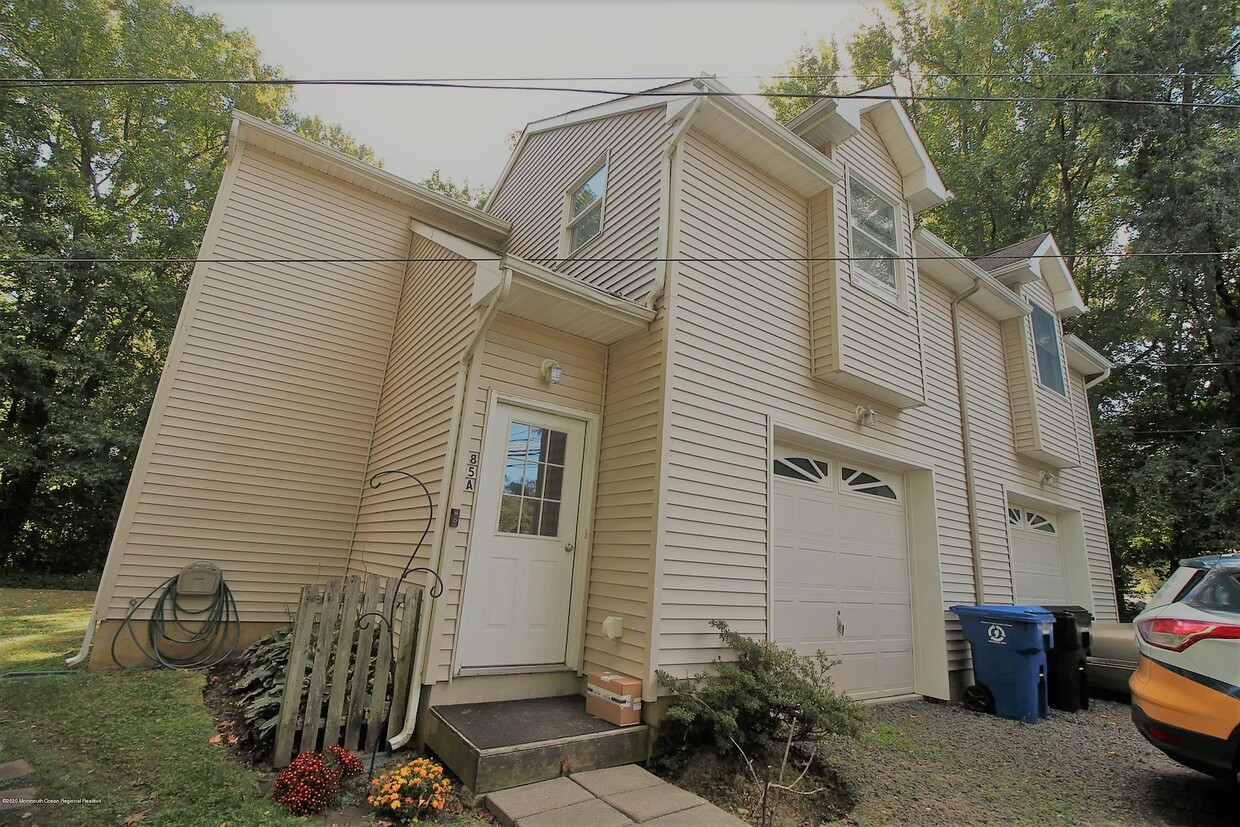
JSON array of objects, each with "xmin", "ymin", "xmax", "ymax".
[
  {"xmin": 1084, "ymin": 365, "xmax": 1111, "ymax": 390},
  {"xmin": 388, "ymin": 267, "xmax": 513, "ymax": 751},
  {"xmin": 951, "ymin": 280, "xmax": 987, "ymax": 604},
  {"xmin": 646, "ymin": 98, "xmax": 703, "ymax": 310}
]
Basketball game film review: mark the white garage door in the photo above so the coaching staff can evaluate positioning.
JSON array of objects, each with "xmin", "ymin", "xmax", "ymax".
[
  {"xmin": 1009, "ymin": 506, "xmax": 1068, "ymax": 604},
  {"xmin": 771, "ymin": 452, "xmax": 914, "ymax": 701}
]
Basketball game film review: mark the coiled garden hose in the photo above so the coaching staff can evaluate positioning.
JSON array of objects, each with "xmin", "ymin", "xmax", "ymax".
[{"xmin": 111, "ymin": 572, "xmax": 240, "ymax": 669}]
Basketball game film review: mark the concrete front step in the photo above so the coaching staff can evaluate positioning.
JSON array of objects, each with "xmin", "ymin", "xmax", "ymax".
[
  {"xmin": 485, "ymin": 767, "xmax": 746, "ymax": 826},
  {"xmin": 424, "ymin": 696, "xmax": 650, "ymax": 794}
]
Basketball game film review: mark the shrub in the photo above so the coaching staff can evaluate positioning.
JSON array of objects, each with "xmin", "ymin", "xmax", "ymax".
[
  {"xmin": 229, "ymin": 627, "xmax": 294, "ymax": 760},
  {"xmin": 368, "ymin": 757, "xmax": 453, "ymax": 824},
  {"xmin": 272, "ymin": 746, "xmax": 363, "ymax": 815},
  {"xmin": 227, "ymin": 625, "xmax": 381, "ymax": 762},
  {"xmin": 654, "ymin": 620, "xmax": 865, "ymax": 770}
]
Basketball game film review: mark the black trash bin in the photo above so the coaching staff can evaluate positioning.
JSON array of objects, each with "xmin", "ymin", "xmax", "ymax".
[{"xmin": 1040, "ymin": 605, "xmax": 1093, "ymax": 712}]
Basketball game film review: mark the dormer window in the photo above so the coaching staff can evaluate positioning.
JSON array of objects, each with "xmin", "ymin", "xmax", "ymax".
[
  {"xmin": 1031, "ymin": 302, "xmax": 1066, "ymax": 394},
  {"xmin": 564, "ymin": 159, "xmax": 607, "ymax": 253},
  {"xmin": 848, "ymin": 176, "xmax": 900, "ymax": 298}
]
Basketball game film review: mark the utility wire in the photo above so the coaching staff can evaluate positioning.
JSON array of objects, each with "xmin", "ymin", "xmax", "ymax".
[
  {"xmin": 1, "ymin": 251, "xmax": 1234, "ymax": 266},
  {"xmin": 2, "ymin": 77, "xmax": 1236, "ymax": 109}
]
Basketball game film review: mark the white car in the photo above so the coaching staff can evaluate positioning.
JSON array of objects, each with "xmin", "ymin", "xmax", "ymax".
[{"xmin": 1130, "ymin": 554, "xmax": 1240, "ymax": 780}]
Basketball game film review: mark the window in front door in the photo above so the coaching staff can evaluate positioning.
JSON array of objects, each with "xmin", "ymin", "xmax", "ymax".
[{"xmin": 497, "ymin": 421, "xmax": 568, "ymax": 537}]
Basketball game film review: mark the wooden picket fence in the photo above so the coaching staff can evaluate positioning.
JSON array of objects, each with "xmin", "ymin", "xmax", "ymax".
[{"xmin": 273, "ymin": 572, "xmax": 423, "ymax": 768}]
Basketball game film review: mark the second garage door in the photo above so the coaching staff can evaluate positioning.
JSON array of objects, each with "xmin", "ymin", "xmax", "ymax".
[
  {"xmin": 1009, "ymin": 506, "xmax": 1068, "ymax": 603},
  {"xmin": 771, "ymin": 451, "xmax": 914, "ymax": 701}
]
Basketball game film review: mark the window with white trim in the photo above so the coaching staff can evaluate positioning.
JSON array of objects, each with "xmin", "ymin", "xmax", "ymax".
[
  {"xmin": 841, "ymin": 466, "xmax": 899, "ymax": 501},
  {"xmin": 773, "ymin": 457, "xmax": 830, "ymax": 484},
  {"xmin": 1009, "ymin": 506, "xmax": 1057, "ymax": 534},
  {"xmin": 564, "ymin": 160, "xmax": 607, "ymax": 253},
  {"xmin": 1031, "ymin": 302, "xmax": 1066, "ymax": 395},
  {"xmin": 848, "ymin": 176, "xmax": 900, "ymax": 297}
]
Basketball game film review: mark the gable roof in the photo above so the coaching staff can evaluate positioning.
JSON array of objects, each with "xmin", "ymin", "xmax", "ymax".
[
  {"xmin": 972, "ymin": 233, "xmax": 1053, "ymax": 272},
  {"xmin": 230, "ymin": 111, "xmax": 510, "ymax": 247},
  {"xmin": 486, "ymin": 76, "xmax": 846, "ymax": 209},
  {"xmin": 787, "ymin": 86, "xmax": 949, "ymax": 214},
  {"xmin": 972, "ymin": 233, "xmax": 1087, "ymax": 317}
]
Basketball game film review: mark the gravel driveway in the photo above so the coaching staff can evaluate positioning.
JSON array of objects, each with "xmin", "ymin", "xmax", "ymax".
[{"xmin": 819, "ymin": 698, "xmax": 1235, "ymax": 826}]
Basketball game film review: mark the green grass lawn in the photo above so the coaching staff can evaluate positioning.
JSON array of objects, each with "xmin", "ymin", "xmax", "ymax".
[{"xmin": 0, "ymin": 588, "xmax": 492, "ymax": 827}]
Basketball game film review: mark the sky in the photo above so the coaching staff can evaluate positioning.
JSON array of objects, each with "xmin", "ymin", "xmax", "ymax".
[{"xmin": 191, "ymin": 1, "xmax": 870, "ymax": 187}]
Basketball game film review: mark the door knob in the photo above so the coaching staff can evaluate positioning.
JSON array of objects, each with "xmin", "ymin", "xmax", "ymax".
[{"xmin": 564, "ymin": 542, "xmax": 575, "ymax": 553}]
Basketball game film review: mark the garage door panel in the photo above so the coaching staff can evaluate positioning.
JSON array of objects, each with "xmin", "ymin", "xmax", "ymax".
[
  {"xmin": 1010, "ymin": 506, "xmax": 1068, "ymax": 604},
  {"xmin": 876, "ymin": 604, "xmax": 913, "ymax": 639},
  {"xmin": 772, "ymin": 451, "xmax": 913, "ymax": 701},
  {"xmin": 880, "ymin": 651, "xmax": 915, "ymax": 692}
]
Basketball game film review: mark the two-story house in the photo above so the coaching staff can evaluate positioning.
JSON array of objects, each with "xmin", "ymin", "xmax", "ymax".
[{"xmin": 77, "ymin": 77, "xmax": 1115, "ymax": 752}]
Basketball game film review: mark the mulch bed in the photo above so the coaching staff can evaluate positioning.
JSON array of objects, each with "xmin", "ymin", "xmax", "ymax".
[{"xmin": 658, "ymin": 748, "xmax": 854, "ymax": 827}]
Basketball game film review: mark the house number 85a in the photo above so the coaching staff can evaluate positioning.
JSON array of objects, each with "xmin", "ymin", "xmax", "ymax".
[{"xmin": 462, "ymin": 452, "xmax": 480, "ymax": 493}]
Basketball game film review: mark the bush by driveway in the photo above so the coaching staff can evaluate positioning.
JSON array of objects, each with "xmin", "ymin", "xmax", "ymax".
[{"xmin": 821, "ymin": 698, "xmax": 1234, "ymax": 826}]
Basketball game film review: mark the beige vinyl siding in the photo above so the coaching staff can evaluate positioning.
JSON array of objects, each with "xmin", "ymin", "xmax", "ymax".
[
  {"xmin": 1023, "ymin": 281, "xmax": 1081, "ymax": 467},
  {"xmin": 808, "ymin": 191, "xmax": 838, "ymax": 375},
  {"xmin": 960, "ymin": 305, "xmax": 1025, "ymax": 604},
  {"xmin": 818, "ymin": 116, "xmax": 925, "ymax": 407},
  {"xmin": 583, "ymin": 320, "xmax": 665, "ymax": 681},
  {"xmin": 350, "ymin": 234, "xmax": 477, "ymax": 579},
  {"xmin": 101, "ymin": 144, "xmax": 410, "ymax": 622},
  {"xmin": 963, "ymin": 307, "xmax": 1116, "ymax": 620},
  {"xmin": 658, "ymin": 130, "xmax": 977, "ymax": 674},
  {"xmin": 487, "ymin": 107, "xmax": 670, "ymax": 302},
  {"xmin": 1068, "ymin": 373, "xmax": 1119, "ymax": 619},
  {"xmin": 1002, "ymin": 318, "xmax": 1040, "ymax": 456},
  {"xmin": 429, "ymin": 314, "xmax": 607, "ymax": 679}
]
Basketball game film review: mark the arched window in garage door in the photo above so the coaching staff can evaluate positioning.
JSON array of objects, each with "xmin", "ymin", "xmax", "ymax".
[
  {"xmin": 773, "ymin": 456, "xmax": 830, "ymax": 484},
  {"xmin": 841, "ymin": 465, "xmax": 899, "ymax": 501}
]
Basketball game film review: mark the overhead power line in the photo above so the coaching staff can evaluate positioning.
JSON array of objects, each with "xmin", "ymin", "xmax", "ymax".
[
  {"xmin": 2, "ymin": 77, "xmax": 1236, "ymax": 109},
  {"xmin": 1, "ymin": 251, "xmax": 1235, "ymax": 267}
]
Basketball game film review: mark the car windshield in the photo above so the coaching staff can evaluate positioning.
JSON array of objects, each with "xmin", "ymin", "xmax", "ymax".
[{"xmin": 1144, "ymin": 566, "xmax": 1206, "ymax": 610}]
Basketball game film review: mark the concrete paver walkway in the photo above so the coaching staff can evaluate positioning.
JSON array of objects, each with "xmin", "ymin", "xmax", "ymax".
[
  {"xmin": 485, "ymin": 765, "xmax": 746, "ymax": 827},
  {"xmin": 0, "ymin": 759, "xmax": 36, "ymax": 812}
]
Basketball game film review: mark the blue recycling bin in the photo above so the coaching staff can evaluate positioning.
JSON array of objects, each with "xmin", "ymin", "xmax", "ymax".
[{"xmin": 952, "ymin": 605, "xmax": 1055, "ymax": 724}]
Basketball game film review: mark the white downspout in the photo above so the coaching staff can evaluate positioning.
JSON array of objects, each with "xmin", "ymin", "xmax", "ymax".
[
  {"xmin": 1084, "ymin": 365, "xmax": 1111, "ymax": 390},
  {"xmin": 951, "ymin": 280, "xmax": 987, "ymax": 604},
  {"xmin": 388, "ymin": 266, "xmax": 513, "ymax": 750},
  {"xmin": 646, "ymin": 99, "xmax": 703, "ymax": 310}
]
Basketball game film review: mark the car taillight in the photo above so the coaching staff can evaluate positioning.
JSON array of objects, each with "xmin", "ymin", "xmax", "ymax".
[{"xmin": 1136, "ymin": 616, "xmax": 1240, "ymax": 652}]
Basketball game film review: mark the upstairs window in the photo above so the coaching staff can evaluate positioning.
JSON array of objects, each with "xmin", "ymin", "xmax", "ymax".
[
  {"xmin": 565, "ymin": 160, "xmax": 607, "ymax": 253},
  {"xmin": 848, "ymin": 176, "xmax": 900, "ymax": 297},
  {"xmin": 1031, "ymin": 302, "xmax": 1066, "ymax": 394}
]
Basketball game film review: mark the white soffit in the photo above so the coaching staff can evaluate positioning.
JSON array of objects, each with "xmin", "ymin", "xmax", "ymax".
[
  {"xmin": 230, "ymin": 111, "xmax": 510, "ymax": 248},
  {"xmin": 913, "ymin": 227, "xmax": 1030, "ymax": 320},
  {"xmin": 691, "ymin": 77, "xmax": 844, "ymax": 196},
  {"xmin": 786, "ymin": 98, "xmax": 862, "ymax": 148},
  {"xmin": 1064, "ymin": 333, "xmax": 1112, "ymax": 375},
  {"xmin": 493, "ymin": 256, "xmax": 655, "ymax": 345},
  {"xmin": 409, "ymin": 224, "xmax": 653, "ymax": 345},
  {"xmin": 828, "ymin": 87, "xmax": 949, "ymax": 214}
]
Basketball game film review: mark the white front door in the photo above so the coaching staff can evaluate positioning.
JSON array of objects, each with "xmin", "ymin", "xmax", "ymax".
[{"xmin": 458, "ymin": 403, "xmax": 586, "ymax": 669}]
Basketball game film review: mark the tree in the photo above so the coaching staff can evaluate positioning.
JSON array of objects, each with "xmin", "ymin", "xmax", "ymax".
[
  {"xmin": 764, "ymin": 0, "xmax": 1240, "ymax": 596},
  {"xmin": 0, "ymin": 0, "xmax": 375, "ymax": 573},
  {"xmin": 418, "ymin": 169, "xmax": 489, "ymax": 209}
]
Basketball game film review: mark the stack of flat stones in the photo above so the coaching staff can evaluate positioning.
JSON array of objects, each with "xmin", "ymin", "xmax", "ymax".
[{"xmin": 0, "ymin": 759, "xmax": 35, "ymax": 812}]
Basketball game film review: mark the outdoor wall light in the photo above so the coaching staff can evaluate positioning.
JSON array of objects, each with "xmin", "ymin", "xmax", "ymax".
[
  {"xmin": 855, "ymin": 405, "xmax": 879, "ymax": 428},
  {"xmin": 1040, "ymin": 471, "xmax": 1057, "ymax": 486},
  {"xmin": 540, "ymin": 359, "xmax": 563, "ymax": 385}
]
